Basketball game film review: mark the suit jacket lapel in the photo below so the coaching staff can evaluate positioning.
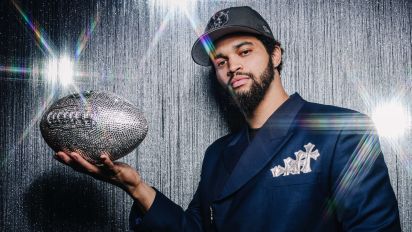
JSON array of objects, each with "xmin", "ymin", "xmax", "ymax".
[
  {"xmin": 210, "ymin": 130, "xmax": 246, "ymax": 200},
  {"xmin": 216, "ymin": 129, "xmax": 294, "ymax": 201},
  {"xmin": 215, "ymin": 93, "xmax": 305, "ymax": 201}
]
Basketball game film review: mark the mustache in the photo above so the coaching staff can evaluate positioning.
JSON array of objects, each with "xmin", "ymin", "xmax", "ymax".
[
  {"xmin": 227, "ymin": 71, "xmax": 253, "ymax": 78},
  {"xmin": 226, "ymin": 72, "xmax": 255, "ymax": 85}
]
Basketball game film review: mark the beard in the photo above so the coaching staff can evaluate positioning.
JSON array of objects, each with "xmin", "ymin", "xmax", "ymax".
[{"xmin": 228, "ymin": 58, "xmax": 275, "ymax": 117}]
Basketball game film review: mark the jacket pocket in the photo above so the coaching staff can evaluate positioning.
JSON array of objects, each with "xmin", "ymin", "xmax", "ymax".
[{"xmin": 262, "ymin": 172, "xmax": 320, "ymax": 188}]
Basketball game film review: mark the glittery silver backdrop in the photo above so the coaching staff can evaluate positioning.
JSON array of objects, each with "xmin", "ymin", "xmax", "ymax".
[{"xmin": 0, "ymin": 0, "xmax": 411, "ymax": 231}]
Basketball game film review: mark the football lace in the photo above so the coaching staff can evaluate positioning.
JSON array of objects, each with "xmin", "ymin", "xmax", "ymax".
[{"xmin": 46, "ymin": 108, "xmax": 96, "ymax": 128}]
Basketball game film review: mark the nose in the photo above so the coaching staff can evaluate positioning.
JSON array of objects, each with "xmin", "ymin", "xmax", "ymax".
[{"xmin": 227, "ymin": 58, "xmax": 242, "ymax": 77}]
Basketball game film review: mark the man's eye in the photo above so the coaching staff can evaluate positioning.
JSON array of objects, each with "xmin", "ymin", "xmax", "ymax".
[
  {"xmin": 241, "ymin": 50, "xmax": 251, "ymax": 56},
  {"xmin": 217, "ymin": 60, "xmax": 226, "ymax": 67}
]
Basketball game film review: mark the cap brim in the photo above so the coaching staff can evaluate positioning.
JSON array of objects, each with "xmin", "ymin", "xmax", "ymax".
[{"xmin": 191, "ymin": 25, "xmax": 267, "ymax": 66}]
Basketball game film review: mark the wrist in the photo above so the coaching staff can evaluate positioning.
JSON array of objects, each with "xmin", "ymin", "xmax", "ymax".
[
  {"xmin": 129, "ymin": 181, "xmax": 145, "ymax": 200},
  {"xmin": 129, "ymin": 181, "xmax": 156, "ymax": 212}
]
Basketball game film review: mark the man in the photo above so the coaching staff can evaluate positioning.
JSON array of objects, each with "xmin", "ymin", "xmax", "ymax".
[{"xmin": 55, "ymin": 6, "xmax": 401, "ymax": 231}]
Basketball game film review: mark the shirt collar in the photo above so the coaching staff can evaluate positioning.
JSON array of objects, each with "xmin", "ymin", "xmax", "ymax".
[{"xmin": 228, "ymin": 92, "xmax": 305, "ymax": 146}]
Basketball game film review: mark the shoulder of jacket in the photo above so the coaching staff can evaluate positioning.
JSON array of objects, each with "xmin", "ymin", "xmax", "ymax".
[
  {"xmin": 301, "ymin": 101, "xmax": 363, "ymax": 114},
  {"xmin": 297, "ymin": 101, "xmax": 374, "ymax": 133}
]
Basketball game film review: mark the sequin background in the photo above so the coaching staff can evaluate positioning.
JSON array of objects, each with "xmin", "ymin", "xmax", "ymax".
[{"xmin": 0, "ymin": 0, "xmax": 411, "ymax": 231}]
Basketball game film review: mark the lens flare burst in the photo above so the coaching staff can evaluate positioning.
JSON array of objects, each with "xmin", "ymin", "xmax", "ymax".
[
  {"xmin": 199, "ymin": 34, "xmax": 217, "ymax": 61},
  {"xmin": 372, "ymin": 101, "xmax": 410, "ymax": 139},
  {"xmin": 181, "ymin": 4, "xmax": 217, "ymax": 62},
  {"xmin": 143, "ymin": 0, "xmax": 218, "ymax": 68},
  {"xmin": 11, "ymin": 0, "xmax": 55, "ymax": 56},
  {"xmin": 149, "ymin": 0, "xmax": 191, "ymax": 11},
  {"xmin": 298, "ymin": 113, "xmax": 376, "ymax": 132},
  {"xmin": 75, "ymin": 13, "xmax": 100, "ymax": 61},
  {"xmin": 1, "ymin": 0, "xmax": 101, "ymax": 166},
  {"xmin": 136, "ymin": 10, "xmax": 172, "ymax": 68},
  {"xmin": 0, "ymin": 65, "xmax": 32, "ymax": 74},
  {"xmin": 3, "ymin": 0, "xmax": 99, "ymax": 85},
  {"xmin": 323, "ymin": 133, "xmax": 382, "ymax": 219},
  {"xmin": 45, "ymin": 56, "xmax": 74, "ymax": 87}
]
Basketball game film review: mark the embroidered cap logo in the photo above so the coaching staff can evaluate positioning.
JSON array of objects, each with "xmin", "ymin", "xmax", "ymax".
[{"xmin": 207, "ymin": 10, "xmax": 229, "ymax": 30}]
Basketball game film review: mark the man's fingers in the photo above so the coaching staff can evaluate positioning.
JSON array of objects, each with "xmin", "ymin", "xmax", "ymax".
[
  {"xmin": 55, "ymin": 152, "xmax": 74, "ymax": 164},
  {"xmin": 100, "ymin": 154, "xmax": 115, "ymax": 169},
  {"xmin": 68, "ymin": 152, "xmax": 101, "ymax": 174},
  {"xmin": 54, "ymin": 151, "xmax": 120, "ymax": 179},
  {"xmin": 100, "ymin": 153, "xmax": 121, "ymax": 177}
]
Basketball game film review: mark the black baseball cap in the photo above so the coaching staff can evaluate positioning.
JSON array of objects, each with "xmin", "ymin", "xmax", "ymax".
[{"xmin": 191, "ymin": 6, "xmax": 274, "ymax": 66}]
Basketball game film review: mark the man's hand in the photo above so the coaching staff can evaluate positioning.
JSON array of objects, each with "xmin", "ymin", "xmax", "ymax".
[{"xmin": 54, "ymin": 151, "xmax": 155, "ymax": 211}]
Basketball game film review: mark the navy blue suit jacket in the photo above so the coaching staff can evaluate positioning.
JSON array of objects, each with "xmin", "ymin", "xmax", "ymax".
[{"xmin": 130, "ymin": 93, "xmax": 401, "ymax": 231}]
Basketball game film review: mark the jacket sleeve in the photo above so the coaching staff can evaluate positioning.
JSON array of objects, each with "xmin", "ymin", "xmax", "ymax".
[
  {"xmin": 129, "ymin": 135, "xmax": 229, "ymax": 231},
  {"xmin": 129, "ymin": 185, "xmax": 203, "ymax": 232},
  {"xmin": 330, "ymin": 125, "xmax": 401, "ymax": 231}
]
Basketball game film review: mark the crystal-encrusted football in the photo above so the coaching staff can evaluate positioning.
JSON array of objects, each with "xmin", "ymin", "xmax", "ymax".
[{"xmin": 40, "ymin": 91, "xmax": 148, "ymax": 164}]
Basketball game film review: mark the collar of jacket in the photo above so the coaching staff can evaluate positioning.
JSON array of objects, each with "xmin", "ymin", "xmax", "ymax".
[{"xmin": 215, "ymin": 92, "xmax": 306, "ymax": 201}]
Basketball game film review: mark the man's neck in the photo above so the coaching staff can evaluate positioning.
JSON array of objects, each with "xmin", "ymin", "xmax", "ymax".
[{"xmin": 247, "ymin": 73, "xmax": 289, "ymax": 129}]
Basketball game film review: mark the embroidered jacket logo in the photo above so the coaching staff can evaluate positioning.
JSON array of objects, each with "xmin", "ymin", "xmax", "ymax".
[{"xmin": 270, "ymin": 143, "xmax": 320, "ymax": 177}]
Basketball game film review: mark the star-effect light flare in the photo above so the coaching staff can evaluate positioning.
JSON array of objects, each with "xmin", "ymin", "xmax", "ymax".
[
  {"xmin": 371, "ymin": 99, "xmax": 412, "ymax": 174},
  {"xmin": 0, "ymin": 65, "xmax": 38, "ymax": 82},
  {"xmin": 372, "ymin": 101, "xmax": 410, "ymax": 140},
  {"xmin": 45, "ymin": 55, "xmax": 74, "ymax": 87},
  {"xmin": 145, "ymin": 0, "xmax": 218, "ymax": 67},
  {"xmin": 11, "ymin": 0, "xmax": 55, "ymax": 56},
  {"xmin": 0, "ymin": 65, "xmax": 32, "ymax": 74},
  {"xmin": 137, "ymin": 10, "xmax": 173, "ymax": 68},
  {"xmin": 198, "ymin": 34, "xmax": 217, "ymax": 61},
  {"xmin": 180, "ymin": 3, "xmax": 217, "ymax": 62},
  {"xmin": 1, "ymin": 0, "xmax": 101, "ymax": 165},
  {"xmin": 322, "ymin": 132, "xmax": 384, "ymax": 218},
  {"xmin": 143, "ymin": 0, "xmax": 191, "ymax": 68},
  {"xmin": 3, "ymin": 0, "xmax": 99, "ymax": 87},
  {"xmin": 6, "ymin": 0, "xmax": 99, "ymax": 80},
  {"xmin": 75, "ymin": 12, "xmax": 100, "ymax": 61},
  {"xmin": 318, "ymin": 94, "xmax": 411, "ymax": 218},
  {"xmin": 298, "ymin": 113, "xmax": 375, "ymax": 131},
  {"xmin": 149, "ymin": 0, "xmax": 191, "ymax": 11}
]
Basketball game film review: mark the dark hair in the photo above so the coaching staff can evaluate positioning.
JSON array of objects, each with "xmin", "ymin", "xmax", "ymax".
[{"xmin": 209, "ymin": 34, "xmax": 284, "ymax": 132}]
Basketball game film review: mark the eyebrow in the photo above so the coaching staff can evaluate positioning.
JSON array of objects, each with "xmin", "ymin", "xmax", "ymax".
[
  {"xmin": 234, "ymin": 41, "xmax": 254, "ymax": 49},
  {"xmin": 214, "ymin": 41, "xmax": 254, "ymax": 60}
]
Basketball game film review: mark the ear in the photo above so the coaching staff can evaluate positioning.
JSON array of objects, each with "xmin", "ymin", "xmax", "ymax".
[{"xmin": 271, "ymin": 46, "xmax": 282, "ymax": 68}]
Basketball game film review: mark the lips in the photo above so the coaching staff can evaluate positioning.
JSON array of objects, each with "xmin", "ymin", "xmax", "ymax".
[{"xmin": 230, "ymin": 75, "xmax": 250, "ymax": 88}]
